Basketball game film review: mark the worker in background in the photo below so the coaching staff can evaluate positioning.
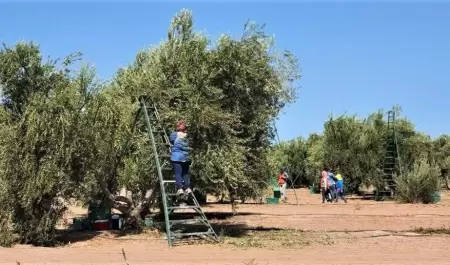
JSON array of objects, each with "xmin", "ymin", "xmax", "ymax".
[
  {"xmin": 278, "ymin": 167, "xmax": 289, "ymax": 203},
  {"xmin": 327, "ymin": 168, "xmax": 338, "ymax": 202},
  {"xmin": 320, "ymin": 169, "xmax": 329, "ymax": 203},
  {"xmin": 169, "ymin": 120, "xmax": 192, "ymax": 196},
  {"xmin": 335, "ymin": 173, "xmax": 348, "ymax": 203}
]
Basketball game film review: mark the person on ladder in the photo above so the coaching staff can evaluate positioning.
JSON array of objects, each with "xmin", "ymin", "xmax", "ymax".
[{"xmin": 169, "ymin": 120, "xmax": 192, "ymax": 196}]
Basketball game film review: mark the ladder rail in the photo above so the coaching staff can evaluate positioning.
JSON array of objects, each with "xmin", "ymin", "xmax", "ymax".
[
  {"xmin": 392, "ymin": 111, "xmax": 402, "ymax": 176},
  {"xmin": 379, "ymin": 110, "xmax": 402, "ymax": 197},
  {"xmin": 140, "ymin": 98, "xmax": 173, "ymax": 247},
  {"xmin": 149, "ymin": 100, "xmax": 171, "ymax": 149}
]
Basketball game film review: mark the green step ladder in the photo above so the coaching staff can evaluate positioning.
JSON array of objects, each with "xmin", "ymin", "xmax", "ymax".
[
  {"xmin": 377, "ymin": 110, "xmax": 402, "ymax": 199},
  {"xmin": 137, "ymin": 95, "xmax": 219, "ymax": 247}
]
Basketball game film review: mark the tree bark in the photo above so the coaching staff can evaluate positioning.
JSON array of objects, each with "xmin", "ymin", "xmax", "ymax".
[
  {"xmin": 445, "ymin": 175, "xmax": 450, "ymax": 190},
  {"xmin": 97, "ymin": 177, "xmax": 156, "ymax": 227}
]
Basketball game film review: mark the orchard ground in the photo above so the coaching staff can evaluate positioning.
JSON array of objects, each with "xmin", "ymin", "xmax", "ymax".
[{"xmin": 2, "ymin": 189, "xmax": 450, "ymax": 265}]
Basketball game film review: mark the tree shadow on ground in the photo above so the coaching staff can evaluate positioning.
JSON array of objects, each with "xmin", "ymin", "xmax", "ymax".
[
  {"xmin": 56, "ymin": 213, "xmax": 278, "ymax": 246},
  {"xmin": 212, "ymin": 223, "xmax": 282, "ymax": 238}
]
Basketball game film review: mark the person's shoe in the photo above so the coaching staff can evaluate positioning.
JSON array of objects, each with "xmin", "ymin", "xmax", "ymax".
[
  {"xmin": 179, "ymin": 202, "xmax": 188, "ymax": 208},
  {"xmin": 184, "ymin": 188, "xmax": 192, "ymax": 194},
  {"xmin": 177, "ymin": 189, "xmax": 184, "ymax": 195}
]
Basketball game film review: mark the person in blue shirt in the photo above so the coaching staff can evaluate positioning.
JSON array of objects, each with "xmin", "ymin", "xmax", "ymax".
[
  {"xmin": 335, "ymin": 173, "xmax": 348, "ymax": 203},
  {"xmin": 169, "ymin": 120, "xmax": 192, "ymax": 196},
  {"xmin": 327, "ymin": 168, "xmax": 338, "ymax": 203}
]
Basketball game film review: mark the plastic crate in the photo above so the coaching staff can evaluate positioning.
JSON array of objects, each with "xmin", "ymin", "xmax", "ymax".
[
  {"xmin": 88, "ymin": 201, "xmax": 111, "ymax": 221},
  {"xmin": 433, "ymin": 191, "xmax": 441, "ymax": 203},
  {"xmin": 266, "ymin": 197, "xmax": 279, "ymax": 204}
]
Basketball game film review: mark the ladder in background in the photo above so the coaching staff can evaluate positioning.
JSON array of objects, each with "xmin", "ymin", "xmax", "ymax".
[
  {"xmin": 272, "ymin": 120, "xmax": 299, "ymax": 205},
  {"xmin": 379, "ymin": 110, "xmax": 401, "ymax": 198},
  {"xmin": 138, "ymin": 95, "xmax": 219, "ymax": 247}
]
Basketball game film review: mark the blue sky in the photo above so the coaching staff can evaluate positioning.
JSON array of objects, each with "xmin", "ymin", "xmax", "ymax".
[{"xmin": 1, "ymin": 2, "xmax": 449, "ymax": 140}]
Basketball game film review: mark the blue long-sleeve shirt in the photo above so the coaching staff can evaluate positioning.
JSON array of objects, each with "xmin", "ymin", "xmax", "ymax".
[
  {"xmin": 327, "ymin": 172, "xmax": 337, "ymax": 186},
  {"xmin": 336, "ymin": 180, "xmax": 344, "ymax": 189},
  {"xmin": 169, "ymin": 131, "xmax": 191, "ymax": 162}
]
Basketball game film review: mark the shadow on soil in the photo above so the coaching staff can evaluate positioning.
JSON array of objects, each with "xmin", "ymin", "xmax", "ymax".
[{"xmin": 56, "ymin": 210, "xmax": 274, "ymax": 245}]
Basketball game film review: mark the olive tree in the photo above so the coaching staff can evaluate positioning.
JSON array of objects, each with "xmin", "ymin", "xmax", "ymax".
[
  {"xmin": 0, "ymin": 42, "xmax": 95, "ymax": 245},
  {"xmin": 110, "ymin": 9, "xmax": 300, "ymax": 213}
]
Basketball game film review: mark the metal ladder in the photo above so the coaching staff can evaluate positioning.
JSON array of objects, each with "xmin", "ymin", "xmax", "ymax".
[
  {"xmin": 138, "ymin": 95, "xmax": 219, "ymax": 247},
  {"xmin": 378, "ymin": 110, "xmax": 401, "ymax": 198}
]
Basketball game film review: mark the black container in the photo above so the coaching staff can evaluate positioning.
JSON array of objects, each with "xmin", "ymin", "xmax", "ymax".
[{"xmin": 111, "ymin": 214, "xmax": 123, "ymax": 230}]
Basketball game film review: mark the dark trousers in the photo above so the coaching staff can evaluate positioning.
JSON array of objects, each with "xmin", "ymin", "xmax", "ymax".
[
  {"xmin": 171, "ymin": 161, "xmax": 191, "ymax": 189},
  {"xmin": 321, "ymin": 188, "xmax": 328, "ymax": 203},
  {"xmin": 329, "ymin": 184, "xmax": 336, "ymax": 202},
  {"xmin": 336, "ymin": 188, "xmax": 347, "ymax": 202}
]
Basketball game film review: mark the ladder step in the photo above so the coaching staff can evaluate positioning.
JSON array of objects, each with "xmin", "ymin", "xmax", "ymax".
[
  {"xmin": 169, "ymin": 205, "xmax": 200, "ymax": 210},
  {"xmin": 170, "ymin": 231, "xmax": 216, "ymax": 238},
  {"xmin": 165, "ymin": 191, "xmax": 189, "ymax": 196},
  {"xmin": 169, "ymin": 219, "xmax": 203, "ymax": 224},
  {"xmin": 163, "ymin": 180, "xmax": 176, "ymax": 183}
]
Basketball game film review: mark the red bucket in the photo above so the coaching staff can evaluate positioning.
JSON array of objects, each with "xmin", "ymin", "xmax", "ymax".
[{"xmin": 92, "ymin": 219, "xmax": 110, "ymax": 231}]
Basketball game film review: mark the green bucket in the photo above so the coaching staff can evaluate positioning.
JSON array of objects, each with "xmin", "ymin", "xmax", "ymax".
[
  {"xmin": 144, "ymin": 216, "xmax": 155, "ymax": 228},
  {"xmin": 273, "ymin": 187, "xmax": 281, "ymax": 199},
  {"xmin": 72, "ymin": 217, "xmax": 90, "ymax": 231},
  {"xmin": 433, "ymin": 191, "xmax": 441, "ymax": 203},
  {"xmin": 266, "ymin": 197, "xmax": 279, "ymax": 205},
  {"xmin": 309, "ymin": 185, "xmax": 320, "ymax": 194}
]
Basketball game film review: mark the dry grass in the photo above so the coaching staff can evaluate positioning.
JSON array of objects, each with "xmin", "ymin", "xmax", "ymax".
[
  {"xmin": 412, "ymin": 226, "xmax": 450, "ymax": 235},
  {"xmin": 218, "ymin": 228, "xmax": 353, "ymax": 249}
]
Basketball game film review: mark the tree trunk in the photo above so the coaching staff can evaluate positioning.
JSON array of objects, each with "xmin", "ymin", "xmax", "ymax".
[
  {"xmin": 446, "ymin": 175, "xmax": 450, "ymax": 190},
  {"xmin": 99, "ymin": 180, "xmax": 156, "ymax": 228},
  {"xmin": 229, "ymin": 188, "xmax": 238, "ymax": 215}
]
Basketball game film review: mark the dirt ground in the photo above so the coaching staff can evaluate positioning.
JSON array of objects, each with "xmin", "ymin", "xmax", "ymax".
[{"xmin": 1, "ymin": 189, "xmax": 450, "ymax": 265}]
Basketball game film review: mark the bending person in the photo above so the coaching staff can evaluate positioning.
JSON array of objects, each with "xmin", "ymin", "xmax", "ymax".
[
  {"xmin": 327, "ymin": 168, "xmax": 338, "ymax": 202},
  {"xmin": 169, "ymin": 120, "xmax": 192, "ymax": 196}
]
